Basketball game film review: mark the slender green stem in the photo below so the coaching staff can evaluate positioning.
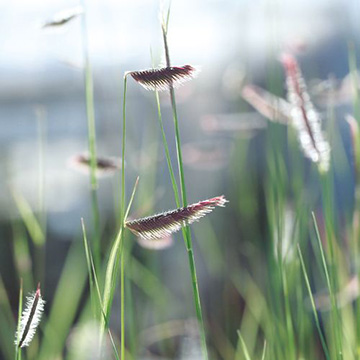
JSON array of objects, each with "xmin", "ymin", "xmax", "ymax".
[
  {"xmin": 154, "ymin": 91, "xmax": 189, "ymax": 245},
  {"xmin": 120, "ymin": 75, "xmax": 128, "ymax": 360},
  {"xmin": 160, "ymin": 20, "xmax": 208, "ymax": 360},
  {"xmin": 154, "ymin": 91, "xmax": 180, "ymax": 206},
  {"xmin": 81, "ymin": 0, "xmax": 101, "ymax": 271}
]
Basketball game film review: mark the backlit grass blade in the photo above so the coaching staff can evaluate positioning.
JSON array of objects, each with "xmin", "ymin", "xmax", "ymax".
[
  {"xmin": 297, "ymin": 244, "xmax": 330, "ymax": 359},
  {"xmin": 236, "ymin": 330, "xmax": 252, "ymax": 360},
  {"xmin": 81, "ymin": 219, "xmax": 120, "ymax": 360},
  {"xmin": 101, "ymin": 177, "xmax": 139, "ymax": 339}
]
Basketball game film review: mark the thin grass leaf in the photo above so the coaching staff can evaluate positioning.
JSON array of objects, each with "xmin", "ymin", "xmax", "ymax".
[
  {"xmin": 282, "ymin": 53, "xmax": 331, "ymax": 173},
  {"xmin": 127, "ymin": 65, "xmax": 199, "ymax": 91},
  {"xmin": 11, "ymin": 189, "xmax": 45, "ymax": 247},
  {"xmin": 236, "ymin": 330, "xmax": 252, "ymax": 360},
  {"xmin": 15, "ymin": 284, "xmax": 45, "ymax": 348},
  {"xmin": 297, "ymin": 244, "xmax": 331, "ymax": 360},
  {"xmin": 81, "ymin": 219, "xmax": 120, "ymax": 360},
  {"xmin": 241, "ymin": 84, "xmax": 291, "ymax": 124},
  {"xmin": 125, "ymin": 195, "xmax": 228, "ymax": 240},
  {"xmin": 261, "ymin": 340, "xmax": 267, "ymax": 360}
]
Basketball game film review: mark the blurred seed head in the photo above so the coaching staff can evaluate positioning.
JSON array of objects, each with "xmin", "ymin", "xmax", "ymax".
[
  {"xmin": 41, "ymin": 6, "xmax": 83, "ymax": 29},
  {"xmin": 281, "ymin": 53, "xmax": 331, "ymax": 173},
  {"xmin": 68, "ymin": 153, "xmax": 122, "ymax": 177}
]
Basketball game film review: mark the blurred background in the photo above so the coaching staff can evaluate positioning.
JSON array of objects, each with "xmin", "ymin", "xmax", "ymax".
[{"xmin": 1, "ymin": 0, "xmax": 360, "ymax": 359}]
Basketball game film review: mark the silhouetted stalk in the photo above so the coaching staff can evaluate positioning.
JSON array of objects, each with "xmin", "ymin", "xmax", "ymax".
[
  {"xmin": 81, "ymin": 0, "xmax": 101, "ymax": 271},
  {"xmin": 161, "ymin": 20, "xmax": 209, "ymax": 360}
]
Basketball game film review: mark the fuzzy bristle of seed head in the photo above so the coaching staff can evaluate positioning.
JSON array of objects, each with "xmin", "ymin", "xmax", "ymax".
[{"xmin": 15, "ymin": 284, "xmax": 45, "ymax": 348}]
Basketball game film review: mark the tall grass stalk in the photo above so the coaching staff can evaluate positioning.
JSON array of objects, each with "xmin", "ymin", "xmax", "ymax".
[
  {"xmin": 81, "ymin": 0, "xmax": 101, "ymax": 270},
  {"xmin": 159, "ymin": 15, "xmax": 208, "ymax": 360},
  {"xmin": 120, "ymin": 74, "xmax": 128, "ymax": 360},
  {"xmin": 35, "ymin": 106, "xmax": 47, "ymax": 285}
]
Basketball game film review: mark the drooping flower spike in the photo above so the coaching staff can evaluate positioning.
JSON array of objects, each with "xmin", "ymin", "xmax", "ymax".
[
  {"xmin": 281, "ymin": 53, "xmax": 331, "ymax": 173},
  {"xmin": 127, "ymin": 65, "xmax": 199, "ymax": 92},
  {"xmin": 125, "ymin": 196, "xmax": 228, "ymax": 240},
  {"xmin": 15, "ymin": 283, "xmax": 45, "ymax": 348}
]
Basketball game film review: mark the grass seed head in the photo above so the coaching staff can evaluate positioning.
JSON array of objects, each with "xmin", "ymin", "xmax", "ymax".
[
  {"xmin": 125, "ymin": 195, "xmax": 228, "ymax": 240},
  {"xmin": 127, "ymin": 65, "xmax": 199, "ymax": 92},
  {"xmin": 281, "ymin": 53, "xmax": 331, "ymax": 173},
  {"xmin": 15, "ymin": 283, "xmax": 45, "ymax": 348}
]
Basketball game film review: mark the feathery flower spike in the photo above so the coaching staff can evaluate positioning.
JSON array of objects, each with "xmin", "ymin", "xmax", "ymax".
[
  {"xmin": 125, "ymin": 196, "xmax": 227, "ymax": 240},
  {"xmin": 241, "ymin": 84, "xmax": 291, "ymax": 125},
  {"xmin": 127, "ymin": 65, "xmax": 199, "ymax": 92},
  {"xmin": 15, "ymin": 283, "xmax": 45, "ymax": 348},
  {"xmin": 281, "ymin": 53, "xmax": 331, "ymax": 172}
]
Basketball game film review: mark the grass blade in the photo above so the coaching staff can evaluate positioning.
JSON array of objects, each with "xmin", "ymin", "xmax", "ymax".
[
  {"xmin": 101, "ymin": 177, "xmax": 139, "ymax": 340},
  {"xmin": 297, "ymin": 244, "xmax": 330, "ymax": 359},
  {"xmin": 81, "ymin": 219, "xmax": 120, "ymax": 360},
  {"xmin": 236, "ymin": 330, "xmax": 252, "ymax": 360}
]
